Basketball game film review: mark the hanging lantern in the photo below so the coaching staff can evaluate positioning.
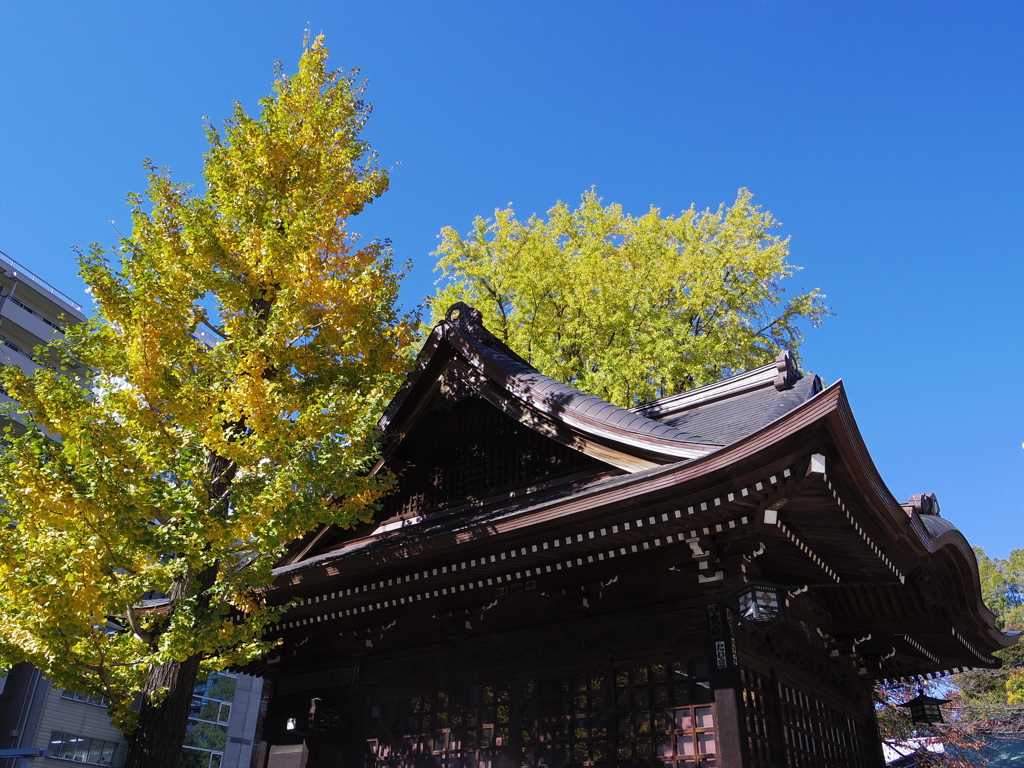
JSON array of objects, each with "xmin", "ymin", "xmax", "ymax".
[
  {"xmin": 900, "ymin": 690, "xmax": 948, "ymax": 725},
  {"xmin": 736, "ymin": 581, "xmax": 784, "ymax": 622}
]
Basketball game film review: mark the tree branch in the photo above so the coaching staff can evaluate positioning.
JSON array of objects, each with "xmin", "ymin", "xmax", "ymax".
[{"xmin": 124, "ymin": 603, "xmax": 156, "ymax": 649}]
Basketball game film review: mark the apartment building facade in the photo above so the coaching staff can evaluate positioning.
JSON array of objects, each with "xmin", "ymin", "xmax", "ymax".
[{"xmin": 0, "ymin": 250, "xmax": 88, "ymax": 434}]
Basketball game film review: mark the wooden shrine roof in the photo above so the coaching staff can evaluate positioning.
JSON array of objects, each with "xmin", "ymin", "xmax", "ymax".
[
  {"xmin": 262, "ymin": 305, "xmax": 1016, "ymax": 681},
  {"xmin": 377, "ymin": 303, "xmax": 717, "ymax": 470}
]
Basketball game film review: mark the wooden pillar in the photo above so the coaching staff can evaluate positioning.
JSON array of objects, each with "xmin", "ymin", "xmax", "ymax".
[{"xmin": 708, "ymin": 603, "xmax": 748, "ymax": 767}]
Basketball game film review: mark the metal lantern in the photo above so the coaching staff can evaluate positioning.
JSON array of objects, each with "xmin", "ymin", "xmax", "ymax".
[
  {"xmin": 737, "ymin": 581, "xmax": 784, "ymax": 622},
  {"xmin": 900, "ymin": 690, "xmax": 948, "ymax": 725}
]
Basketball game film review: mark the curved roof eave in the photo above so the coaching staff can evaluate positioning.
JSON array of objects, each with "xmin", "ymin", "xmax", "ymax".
[{"xmin": 810, "ymin": 382, "xmax": 1015, "ymax": 652}]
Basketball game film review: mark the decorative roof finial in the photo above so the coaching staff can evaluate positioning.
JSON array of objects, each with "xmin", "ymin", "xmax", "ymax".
[
  {"xmin": 773, "ymin": 349, "xmax": 801, "ymax": 391},
  {"xmin": 445, "ymin": 302, "xmax": 492, "ymax": 342},
  {"xmin": 908, "ymin": 492, "xmax": 941, "ymax": 517}
]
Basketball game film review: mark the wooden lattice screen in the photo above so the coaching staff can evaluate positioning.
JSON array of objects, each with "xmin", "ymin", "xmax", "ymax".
[
  {"xmin": 741, "ymin": 667, "xmax": 876, "ymax": 768},
  {"xmin": 363, "ymin": 655, "xmax": 717, "ymax": 768},
  {"xmin": 365, "ymin": 686, "xmax": 511, "ymax": 768},
  {"xmin": 381, "ymin": 397, "xmax": 602, "ymax": 519},
  {"xmin": 613, "ymin": 658, "xmax": 717, "ymax": 768}
]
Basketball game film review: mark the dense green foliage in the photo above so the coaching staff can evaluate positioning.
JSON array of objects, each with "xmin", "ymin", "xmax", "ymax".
[
  {"xmin": 0, "ymin": 35, "xmax": 412, "ymax": 763},
  {"xmin": 433, "ymin": 189, "xmax": 828, "ymax": 408},
  {"xmin": 954, "ymin": 549, "xmax": 1024, "ymax": 709},
  {"xmin": 975, "ymin": 548, "xmax": 1024, "ymax": 632}
]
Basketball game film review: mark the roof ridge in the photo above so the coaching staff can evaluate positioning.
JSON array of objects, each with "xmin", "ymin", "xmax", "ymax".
[{"xmin": 631, "ymin": 351, "xmax": 803, "ymax": 419}]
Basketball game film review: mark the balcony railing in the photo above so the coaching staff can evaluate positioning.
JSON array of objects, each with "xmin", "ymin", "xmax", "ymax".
[
  {"xmin": 0, "ymin": 334, "xmax": 55, "ymax": 372},
  {"xmin": 5, "ymin": 295, "xmax": 65, "ymax": 334},
  {"xmin": 0, "ymin": 250, "xmax": 83, "ymax": 312}
]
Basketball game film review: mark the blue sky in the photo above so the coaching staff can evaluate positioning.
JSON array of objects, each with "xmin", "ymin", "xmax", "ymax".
[{"xmin": 1, "ymin": 1, "xmax": 1022, "ymax": 557}]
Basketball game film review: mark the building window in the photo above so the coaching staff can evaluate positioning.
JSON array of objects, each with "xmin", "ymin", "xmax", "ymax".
[
  {"xmin": 181, "ymin": 673, "xmax": 236, "ymax": 768},
  {"xmin": 61, "ymin": 689, "xmax": 109, "ymax": 707},
  {"xmin": 614, "ymin": 657, "xmax": 716, "ymax": 767},
  {"xmin": 48, "ymin": 732, "xmax": 117, "ymax": 765},
  {"xmin": 180, "ymin": 748, "xmax": 222, "ymax": 768}
]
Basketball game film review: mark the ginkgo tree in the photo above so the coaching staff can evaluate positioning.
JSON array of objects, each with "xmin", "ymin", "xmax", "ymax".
[
  {"xmin": 0, "ymin": 36, "xmax": 413, "ymax": 768},
  {"xmin": 433, "ymin": 189, "xmax": 828, "ymax": 408}
]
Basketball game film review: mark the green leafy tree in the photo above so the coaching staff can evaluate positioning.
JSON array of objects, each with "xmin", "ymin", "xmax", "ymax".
[
  {"xmin": 0, "ymin": 36, "xmax": 412, "ymax": 768},
  {"xmin": 952, "ymin": 549, "xmax": 1024, "ymax": 713},
  {"xmin": 974, "ymin": 547, "xmax": 1024, "ymax": 632},
  {"xmin": 432, "ymin": 189, "xmax": 828, "ymax": 407}
]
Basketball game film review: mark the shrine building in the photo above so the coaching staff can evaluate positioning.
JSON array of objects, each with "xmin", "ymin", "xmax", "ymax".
[{"xmin": 252, "ymin": 303, "xmax": 1014, "ymax": 768}]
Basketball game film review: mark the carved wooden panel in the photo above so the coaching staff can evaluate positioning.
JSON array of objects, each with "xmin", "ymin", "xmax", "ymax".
[
  {"xmin": 381, "ymin": 395, "xmax": 602, "ymax": 519},
  {"xmin": 365, "ymin": 613, "xmax": 701, "ymax": 689},
  {"xmin": 740, "ymin": 624, "xmax": 865, "ymax": 709}
]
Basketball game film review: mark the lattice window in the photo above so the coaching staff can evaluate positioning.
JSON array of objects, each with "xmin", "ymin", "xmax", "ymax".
[
  {"xmin": 668, "ymin": 706, "xmax": 717, "ymax": 767},
  {"xmin": 382, "ymin": 398, "xmax": 600, "ymax": 518},
  {"xmin": 742, "ymin": 666, "xmax": 877, "ymax": 768},
  {"xmin": 614, "ymin": 658, "xmax": 716, "ymax": 768},
  {"xmin": 746, "ymin": 676, "xmax": 876, "ymax": 768},
  {"xmin": 363, "ymin": 657, "xmax": 717, "ymax": 768},
  {"xmin": 780, "ymin": 682, "xmax": 875, "ymax": 768},
  {"xmin": 520, "ymin": 670, "xmax": 610, "ymax": 768},
  {"xmin": 365, "ymin": 686, "xmax": 510, "ymax": 768},
  {"xmin": 740, "ymin": 667, "xmax": 781, "ymax": 768}
]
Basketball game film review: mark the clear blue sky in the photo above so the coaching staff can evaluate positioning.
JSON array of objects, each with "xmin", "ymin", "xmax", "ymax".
[{"xmin": 1, "ymin": 2, "xmax": 1021, "ymax": 557}]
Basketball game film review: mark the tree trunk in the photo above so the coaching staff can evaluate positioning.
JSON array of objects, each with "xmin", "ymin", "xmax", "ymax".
[
  {"xmin": 125, "ymin": 445, "xmax": 235, "ymax": 767},
  {"xmin": 124, "ymin": 562, "xmax": 218, "ymax": 768},
  {"xmin": 124, "ymin": 651, "xmax": 203, "ymax": 768}
]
